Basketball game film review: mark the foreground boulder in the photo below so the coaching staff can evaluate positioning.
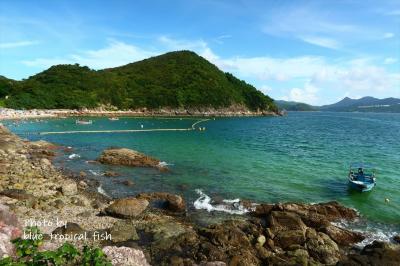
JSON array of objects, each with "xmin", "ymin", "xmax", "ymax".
[
  {"xmin": 136, "ymin": 192, "xmax": 186, "ymax": 212},
  {"xmin": 97, "ymin": 148, "xmax": 167, "ymax": 170},
  {"xmin": 0, "ymin": 204, "xmax": 22, "ymax": 258},
  {"xmin": 305, "ymin": 229, "xmax": 340, "ymax": 265},
  {"xmin": 322, "ymin": 225, "xmax": 365, "ymax": 246},
  {"xmin": 338, "ymin": 241, "xmax": 400, "ymax": 266},
  {"xmin": 102, "ymin": 246, "xmax": 150, "ymax": 266},
  {"xmin": 253, "ymin": 201, "xmax": 359, "ymax": 229},
  {"xmin": 105, "ymin": 198, "xmax": 149, "ymax": 218}
]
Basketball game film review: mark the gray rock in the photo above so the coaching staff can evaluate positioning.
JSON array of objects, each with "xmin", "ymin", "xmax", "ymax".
[
  {"xmin": 105, "ymin": 198, "xmax": 149, "ymax": 218},
  {"xmin": 102, "ymin": 246, "xmax": 150, "ymax": 266},
  {"xmin": 98, "ymin": 148, "xmax": 167, "ymax": 171},
  {"xmin": 53, "ymin": 199, "xmax": 65, "ymax": 209},
  {"xmin": 52, "ymin": 222, "xmax": 84, "ymax": 235},
  {"xmin": 61, "ymin": 180, "xmax": 77, "ymax": 196},
  {"xmin": 109, "ymin": 220, "xmax": 139, "ymax": 243},
  {"xmin": 306, "ymin": 232, "xmax": 340, "ymax": 265}
]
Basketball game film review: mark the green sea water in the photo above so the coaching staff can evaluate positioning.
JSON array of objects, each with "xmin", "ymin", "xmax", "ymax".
[{"xmin": 4, "ymin": 112, "xmax": 400, "ymax": 238}]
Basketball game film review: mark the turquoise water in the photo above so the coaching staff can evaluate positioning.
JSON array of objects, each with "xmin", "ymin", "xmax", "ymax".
[{"xmin": 4, "ymin": 112, "xmax": 400, "ymax": 228}]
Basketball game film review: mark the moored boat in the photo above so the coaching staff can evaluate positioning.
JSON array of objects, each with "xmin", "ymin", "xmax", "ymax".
[
  {"xmin": 109, "ymin": 117, "xmax": 119, "ymax": 121},
  {"xmin": 76, "ymin": 119, "xmax": 93, "ymax": 125},
  {"xmin": 348, "ymin": 163, "xmax": 376, "ymax": 192}
]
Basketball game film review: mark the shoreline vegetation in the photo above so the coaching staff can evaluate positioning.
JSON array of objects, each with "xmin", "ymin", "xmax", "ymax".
[
  {"xmin": 1, "ymin": 123, "xmax": 399, "ymax": 265},
  {"xmin": 0, "ymin": 107, "xmax": 281, "ymax": 120}
]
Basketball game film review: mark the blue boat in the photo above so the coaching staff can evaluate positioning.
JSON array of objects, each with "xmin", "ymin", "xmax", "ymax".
[{"xmin": 348, "ymin": 163, "xmax": 376, "ymax": 192}]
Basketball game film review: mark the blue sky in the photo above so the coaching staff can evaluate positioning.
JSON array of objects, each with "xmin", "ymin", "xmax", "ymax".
[{"xmin": 0, "ymin": 0, "xmax": 399, "ymax": 104}]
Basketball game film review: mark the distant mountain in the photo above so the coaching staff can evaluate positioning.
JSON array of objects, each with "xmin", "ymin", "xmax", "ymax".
[
  {"xmin": 320, "ymin": 97, "xmax": 400, "ymax": 112},
  {"xmin": 1, "ymin": 51, "xmax": 277, "ymax": 113},
  {"xmin": 275, "ymin": 100, "xmax": 317, "ymax": 111}
]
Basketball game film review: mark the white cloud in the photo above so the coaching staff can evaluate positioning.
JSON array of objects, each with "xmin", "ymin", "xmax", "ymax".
[
  {"xmin": 70, "ymin": 40, "xmax": 155, "ymax": 69},
  {"xmin": 211, "ymin": 55, "xmax": 327, "ymax": 81},
  {"xmin": 286, "ymin": 83, "xmax": 319, "ymax": 104},
  {"xmin": 383, "ymin": 32, "xmax": 395, "ymax": 39},
  {"xmin": 0, "ymin": 40, "xmax": 39, "ymax": 49},
  {"xmin": 22, "ymin": 40, "xmax": 156, "ymax": 69},
  {"xmin": 299, "ymin": 36, "xmax": 341, "ymax": 49},
  {"xmin": 260, "ymin": 85, "xmax": 272, "ymax": 94},
  {"xmin": 384, "ymin": 57, "xmax": 398, "ymax": 64}
]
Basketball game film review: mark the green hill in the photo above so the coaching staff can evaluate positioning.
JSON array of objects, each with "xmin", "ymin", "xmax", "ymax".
[
  {"xmin": 275, "ymin": 100, "xmax": 316, "ymax": 111},
  {"xmin": 2, "ymin": 51, "xmax": 277, "ymax": 113}
]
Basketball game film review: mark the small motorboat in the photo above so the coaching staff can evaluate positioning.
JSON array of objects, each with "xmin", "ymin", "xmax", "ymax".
[
  {"xmin": 76, "ymin": 119, "xmax": 93, "ymax": 125},
  {"xmin": 109, "ymin": 117, "xmax": 119, "ymax": 121},
  {"xmin": 348, "ymin": 163, "xmax": 376, "ymax": 192}
]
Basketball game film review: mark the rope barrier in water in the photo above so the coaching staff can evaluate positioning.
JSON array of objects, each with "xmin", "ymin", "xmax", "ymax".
[{"xmin": 38, "ymin": 119, "xmax": 211, "ymax": 135}]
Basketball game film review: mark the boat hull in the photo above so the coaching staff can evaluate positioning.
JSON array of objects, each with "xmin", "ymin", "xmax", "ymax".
[{"xmin": 348, "ymin": 180, "xmax": 376, "ymax": 192}]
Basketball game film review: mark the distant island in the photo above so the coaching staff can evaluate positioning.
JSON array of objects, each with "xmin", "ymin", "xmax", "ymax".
[
  {"xmin": 0, "ymin": 51, "xmax": 278, "ymax": 115},
  {"xmin": 277, "ymin": 97, "xmax": 400, "ymax": 113},
  {"xmin": 275, "ymin": 100, "xmax": 317, "ymax": 111}
]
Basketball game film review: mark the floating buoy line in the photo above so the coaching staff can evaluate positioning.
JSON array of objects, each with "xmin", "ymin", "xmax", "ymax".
[{"xmin": 36, "ymin": 118, "xmax": 212, "ymax": 135}]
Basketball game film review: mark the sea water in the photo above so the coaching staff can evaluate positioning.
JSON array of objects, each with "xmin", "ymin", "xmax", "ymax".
[{"xmin": 5, "ymin": 112, "xmax": 400, "ymax": 239}]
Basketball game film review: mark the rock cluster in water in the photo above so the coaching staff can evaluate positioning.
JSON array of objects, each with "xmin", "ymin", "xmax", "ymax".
[
  {"xmin": 97, "ymin": 147, "xmax": 168, "ymax": 171},
  {"xmin": 0, "ymin": 123, "xmax": 399, "ymax": 265}
]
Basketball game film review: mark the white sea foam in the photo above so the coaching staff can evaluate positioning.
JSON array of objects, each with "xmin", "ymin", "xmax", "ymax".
[
  {"xmin": 68, "ymin": 153, "xmax": 80, "ymax": 159},
  {"xmin": 332, "ymin": 220, "xmax": 399, "ymax": 248},
  {"xmin": 193, "ymin": 189, "xmax": 254, "ymax": 215},
  {"xmin": 97, "ymin": 185, "xmax": 110, "ymax": 198},
  {"xmin": 158, "ymin": 161, "xmax": 173, "ymax": 167},
  {"xmin": 356, "ymin": 229, "xmax": 399, "ymax": 248}
]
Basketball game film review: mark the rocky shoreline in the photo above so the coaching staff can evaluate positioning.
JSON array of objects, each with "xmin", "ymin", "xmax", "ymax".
[
  {"xmin": 0, "ymin": 107, "xmax": 281, "ymax": 120},
  {"xmin": 0, "ymin": 123, "xmax": 399, "ymax": 265}
]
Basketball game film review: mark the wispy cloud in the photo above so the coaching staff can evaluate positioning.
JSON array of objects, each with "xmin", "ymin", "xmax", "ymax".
[
  {"xmin": 261, "ymin": 7, "xmax": 355, "ymax": 49},
  {"xmin": 22, "ymin": 40, "xmax": 156, "ymax": 69},
  {"xmin": 261, "ymin": 5, "xmax": 394, "ymax": 50},
  {"xmin": 299, "ymin": 36, "xmax": 341, "ymax": 50},
  {"xmin": 213, "ymin": 34, "xmax": 232, "ymax": 44},
  {"xmin": 0, "ymin": 40, "xmax": 39, "ymax": 49}
]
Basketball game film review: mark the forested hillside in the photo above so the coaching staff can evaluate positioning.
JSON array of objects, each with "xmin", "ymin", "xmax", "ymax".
[{"xmin": 2, "ymin": 51, "xmax": 277, "ymax": 112}]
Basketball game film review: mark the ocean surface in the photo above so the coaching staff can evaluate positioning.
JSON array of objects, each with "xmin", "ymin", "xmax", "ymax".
[{"xmin": 4, "ymin": 112, "xmax": 400, "ymax": 241}]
